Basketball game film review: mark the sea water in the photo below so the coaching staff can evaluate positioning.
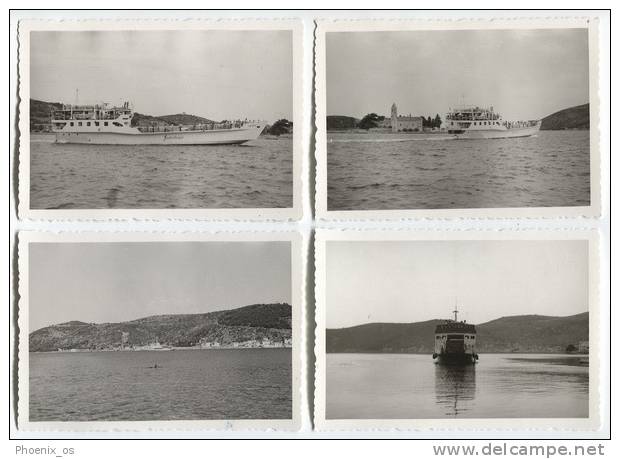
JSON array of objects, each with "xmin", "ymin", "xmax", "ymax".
[
  {"xmin": 327, "ymin": 130, "xmax": 590, "ymax": 210},
  {"xmin": 326, "ymin": 353, "xmax": 588, "ymax": 419},
  {"xmin": 29, "ymin": 349, "xmax": 292, "ymax": 421},
  {"xmin": 29, "ymin": 135, "xmax": 293, "ymax": 209}
]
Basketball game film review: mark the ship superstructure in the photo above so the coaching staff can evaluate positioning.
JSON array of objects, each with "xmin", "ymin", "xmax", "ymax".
[
  {"xmin": 50, "ymin": 102, "xmax": 265, "ymax": 145},
  {"xmin": 433, "ymin": 306, "xmax": 478, "ymax": 365},
  {"xmin": 445, "ymin": 105, "xmax": 541, "ymax": 139}
]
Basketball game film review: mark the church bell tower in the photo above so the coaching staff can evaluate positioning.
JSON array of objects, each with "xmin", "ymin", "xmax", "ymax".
[{"xmin": 391, "ymin": 103, "xmax": 398, "ymax": 132}]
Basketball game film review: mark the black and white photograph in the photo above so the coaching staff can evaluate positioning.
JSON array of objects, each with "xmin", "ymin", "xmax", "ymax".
[
  {"xmin": 315, "ymin": 19, "xmax": 600, "ymax": 218},
  {"xmin": 315, "ymin": 231, "xmax": 598, "ymax": 430},
  {"xmin": 18, "ymin": 232, "xmax": 301, "ymax": 430},
  {"xmin": 19, "ymin": 21, "xmax": 302, "ymax": 219},
  {"xmin": 9, "ymin": 10, "xmax": 610, "ymax": 445}
]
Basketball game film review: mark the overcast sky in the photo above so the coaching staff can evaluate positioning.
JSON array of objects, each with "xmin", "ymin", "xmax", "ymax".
[
  {"xmin": 29, "ymin": 241, "xmax": 291, "ymax": 332},
  {"xmin": 30, "ymin": 30, "xmax": 292, "ymax": 123},
  {"xmin": 326, "ymin": 240, "xmax": 588, "ymax": 329},
  {"xmin": 326, "ymin": 28, "xmax": 589, "ymax": 121}
]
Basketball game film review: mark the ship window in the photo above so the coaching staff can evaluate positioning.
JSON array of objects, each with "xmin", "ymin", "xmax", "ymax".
[
  {"xmin": 78, "ymin": 122, "xmax": 82, "ymax": 126},
  {"xmin": 70, "ymin": 122, "xmax": 74, "ymax": 127},
  {"xmin": 104, "ymin": 122, "xmax": 109, "ymax": 126},
  {"xmin": 95, "ymin": 122, "xmax": 99, "ymax": 127},
  {"xmin": 87, "ymin": 122, "xmax": 91, "ymax": 127}
]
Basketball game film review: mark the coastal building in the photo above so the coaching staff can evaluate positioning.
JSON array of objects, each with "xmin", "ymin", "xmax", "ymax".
[
  {"xmin": 377, "ymin": 117, "xmax": 392, "ymax": 129},
  {"xmin": 390, "ymin": 103, "xmax": 423, "ymax": 132}
]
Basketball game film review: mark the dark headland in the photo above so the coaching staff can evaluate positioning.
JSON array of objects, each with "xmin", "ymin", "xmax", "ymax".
[
  {"xmin": 326, "ymin": 312, "xmax": 588, "ymax": 354},
  {"xmin": 30, "ymin": 303, "xmax": 292, "ymax": 352},
  {"xmin": 540, "ymin": 103, "xmax": 590, "ymax": 130}
]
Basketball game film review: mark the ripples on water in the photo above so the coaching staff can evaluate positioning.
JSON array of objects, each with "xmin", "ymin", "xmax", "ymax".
[
  {"xmin": 326, "ymin": 130, "xmax": 590, "ymax": 210},
  {"xmin": 30, "ymin": 349, "xmax": 292, "ymax": 421},
  {"xmin": 30, "ymin": 135, "xmax": 293, "ymax": 209},
  {"xmin": 326, "ymin": 354, "xmax": 588, "ymax": 419}
]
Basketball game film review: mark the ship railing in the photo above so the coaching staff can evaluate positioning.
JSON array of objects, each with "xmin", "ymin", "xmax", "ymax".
[
  {"xmin": 447, "ymin": 113, "xmax": 501, "ymax": 121},
  {"xmin": 52, "ymin": 110, "xmax": 121, "ymax": 121},
  {"xmin": 136, "ymin": 120, "xmax": 247, "ymax": 133},
  {"xmin": 503, "ymin": 120, "xmax": 540, "ymax": 129}
]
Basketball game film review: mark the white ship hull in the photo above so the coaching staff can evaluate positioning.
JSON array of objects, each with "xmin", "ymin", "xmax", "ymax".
[
  {"xmin": 54, "ymin": 125, "xmax": 263, "ymax": 145},
  {"xmin": 454, "ymin": 122, "xmax": 541, "ymax": 140}
]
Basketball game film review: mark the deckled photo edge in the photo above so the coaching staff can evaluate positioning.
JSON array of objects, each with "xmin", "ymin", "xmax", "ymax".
[
  {"xmin": 313, "ymin": 229, "xmax": 601, "ymax": 433},
  {"xmin": 314, "ymin": 16, "xmax": 602, "ymax": 220},
  {"xmin": 17, "ymin": 230, "xmax": 303, "ymax": 432},
  {"xmin": 16, "ymin": 18, "xmax": 304, "ymax": 221}
]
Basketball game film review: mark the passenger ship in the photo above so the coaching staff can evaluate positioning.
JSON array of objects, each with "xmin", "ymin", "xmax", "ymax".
[
  {"xmin": 50, "ymin": 102, "xmax": 265, "ymax": 145},
  {"xmin": 433, "ymin": 306, "xmax": 479, "ymax": 365},
  {"xmin": 445, "ymin": 105, "xmax": 541, "ymax": 139}
]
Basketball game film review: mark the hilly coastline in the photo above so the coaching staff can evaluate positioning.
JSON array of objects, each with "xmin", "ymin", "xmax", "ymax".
[
  {"xmin": 326, "ymin": 312, "xmax": 588, "ymax": 354},
  {"xmin": 30, "ymin": 303, "xmax": 292, "ymax": 352},
  {"xmin": 540, "ymin": 103, "xmax": 589, "ymax": 130},
  {"xmin": 29, "ymin": 99, "xmax": 292, "ymax": 136},
  {"xmin": 326, "ymin": 103, "xmax": 589, "ymax": 131},
  {"xmin": 30, "ymin": 99, "xmax": 216, "ymax": 131},
  {"xmin": 132, "ymin": 112, "xmax": 214, "ymax": 127}
]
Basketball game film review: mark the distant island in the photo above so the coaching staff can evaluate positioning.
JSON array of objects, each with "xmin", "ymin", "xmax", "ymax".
[
  {"xmin": 326, "ymin": 103, "xmax": 589, "ymax": 132},
  {"xmin": 327, "ymin": 312, "xmax": 588, "ymax": 354},
  {"xmin": 30, "ymin": 303, "xmax": 292, "ymax": 352},
  {"xmin": 29, "ymin": 99, "xmax": 292, "ymax": 136}
]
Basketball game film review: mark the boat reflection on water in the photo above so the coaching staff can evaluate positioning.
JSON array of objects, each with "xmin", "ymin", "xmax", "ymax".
[{"xmin": 434, "ymin": 364, "xmax": 476, "ymax": 417}]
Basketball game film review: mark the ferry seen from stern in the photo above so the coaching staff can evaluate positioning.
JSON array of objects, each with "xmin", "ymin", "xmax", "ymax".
[
  {"xmin": 445, "ymin": 105, "xmax": 541, "ymax": 140},
  {"xmin": 50, "ymin": 102, "xmax": 265, "ymax": 145},
  {"xmin": 433, "ymin": 306, "xmax": 479, "ymax": 365}
]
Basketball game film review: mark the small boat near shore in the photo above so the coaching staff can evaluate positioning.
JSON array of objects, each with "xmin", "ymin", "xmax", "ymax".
[
  {"xmin": 446, "ymin": 105, "xmax": 541, "ymax": 140},
  {"xmin": 51, "ymin": 102, "xmax": 265, "ymax": 145},
  {"xmin": 433, "ymin": 306, "xmax": 479, "ymax": 365}
]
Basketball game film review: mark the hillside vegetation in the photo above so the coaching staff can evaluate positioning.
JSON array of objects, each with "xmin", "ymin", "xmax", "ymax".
[
  {"xmin": 540, "ymin": 104, "xmax": 589, "ymax": 130},
  {"xmin": 30, "ymin": 303, "xmax": 292, "ymax": 352},
  {"xmin": 30, "ymin": 99, "xmax": 63, "ymax": 131},
  {"xmin": 326, "ymin": 115, "xmax": 359, "ymax": 131},
  {"xmin": 30, "ymin": 99, "xmax": 216, "ymax": 131},
  {"xmin": 326, "ymin": 312, "xmax": 588, "ymax": 354}
]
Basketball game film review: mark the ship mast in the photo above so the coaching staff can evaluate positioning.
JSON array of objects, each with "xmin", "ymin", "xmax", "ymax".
[{"xmin": 453, "ymin": 299, "xmax": 459, "ymax": 322}]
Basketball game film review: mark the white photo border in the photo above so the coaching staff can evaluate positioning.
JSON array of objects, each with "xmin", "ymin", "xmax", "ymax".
[
  {"xmin": 314, "ymin": 229, "xmax": 602, "ymax": 434},
  {"xmin": 18, "ymin": 19, "xmax": 304, "ymax": 221},
  {"xmin": 17, "ymin": 230, "xmax": 303, "ymax": 432},
  {"xmin": 314, "ymin": 17, "xmax": 601, "ymax": 220}
]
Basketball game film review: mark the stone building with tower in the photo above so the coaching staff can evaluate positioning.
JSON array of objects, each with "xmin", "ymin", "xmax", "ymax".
[{"xmin": 389, "ymin": 103, "xmax": 424, "ymax": 132}]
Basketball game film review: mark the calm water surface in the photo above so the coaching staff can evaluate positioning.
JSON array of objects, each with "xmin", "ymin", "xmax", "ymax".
[
  {"xmin": 30, "ymin": 349, "xmax": 292, "ymax": 421},
  {"xmin": 326, "ymin": 354, "xmax": 588, "ymax": 419},
  {"xmin": 30, "ymin": 135, "xmax": 293, "ymax": 209},
  {"xmin": 327, "ymin": 130, "xmax": 590, "ymax": 210}
]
